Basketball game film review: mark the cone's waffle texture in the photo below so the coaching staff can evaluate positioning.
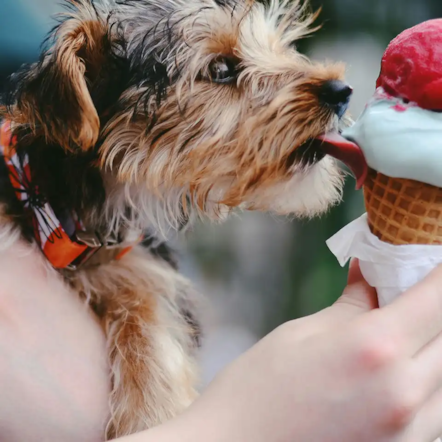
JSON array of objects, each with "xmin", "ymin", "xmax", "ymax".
[{"xmin": 364, "ymin": 169, "xmax": 442, "ymax": 245}]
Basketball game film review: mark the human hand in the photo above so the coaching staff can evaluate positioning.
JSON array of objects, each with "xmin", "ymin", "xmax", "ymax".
[
  {"xmin": 0, "ymin": 241, "xmax": 109, "ymax": 442},
  {"xmin": 149, "ymin": 259, "xmax": 442, "ymax": 442}
]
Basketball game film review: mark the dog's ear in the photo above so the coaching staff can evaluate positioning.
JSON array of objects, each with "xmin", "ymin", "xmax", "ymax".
[{"xmin": 9, "ymin": 0, "xmax": 109, "ymax": 151}]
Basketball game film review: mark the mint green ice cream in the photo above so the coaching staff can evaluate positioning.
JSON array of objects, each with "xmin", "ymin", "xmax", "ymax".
[{"xmin": 342, "ymin": 94, "xmax": 442, "ymax": 188}]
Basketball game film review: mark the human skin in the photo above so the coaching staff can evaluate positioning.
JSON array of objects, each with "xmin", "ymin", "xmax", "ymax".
[
  {"xmin": 2, "ymin": 242, "xmax": 442, "ymax": 442},
  {"xmin": 138, "ymin": 261, "xmax": 442, "ymax": 442},
  {"xmin": 0, "ymin": 241, "xmax": 109, "ymax": 442}
]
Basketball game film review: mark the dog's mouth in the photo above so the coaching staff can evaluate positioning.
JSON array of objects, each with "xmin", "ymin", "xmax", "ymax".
[
  {"xmin": 291, "ymin": 133, "xmax": 368, "ymax": 189},
  {"xmin": 289, "ymin": 139, "xmax": 327, "ymax": 168}
]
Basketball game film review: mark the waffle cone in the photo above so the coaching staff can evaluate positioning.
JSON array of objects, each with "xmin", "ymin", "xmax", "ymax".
[{"xmin": 363, "ymin": 169, "xmax": 442, "ymax": 245}]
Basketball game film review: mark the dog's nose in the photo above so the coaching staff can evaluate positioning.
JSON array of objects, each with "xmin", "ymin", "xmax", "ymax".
[{"xmin": 320, "ymin": 80, "xmax": 353, "ymax": 118}]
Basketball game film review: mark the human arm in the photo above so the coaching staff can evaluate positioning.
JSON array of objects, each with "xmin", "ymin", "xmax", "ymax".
[
  {"xmin": 119, "ymin": 260, "xmax": 442, "ymax": 442},
  {"xmin": 0, "ymin": 242, "xmax": 109, "ymax": 442}
]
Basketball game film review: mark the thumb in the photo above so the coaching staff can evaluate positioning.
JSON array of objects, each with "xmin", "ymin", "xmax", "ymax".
[{"xmin": 334, "ymin": 259, "xmax": 379, "ymax": 314}]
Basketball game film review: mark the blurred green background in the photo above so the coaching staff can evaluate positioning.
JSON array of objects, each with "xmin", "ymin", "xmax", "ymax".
[{"xmin": 1, "ymin": 0, "xmax": 441, "ymax": 385}]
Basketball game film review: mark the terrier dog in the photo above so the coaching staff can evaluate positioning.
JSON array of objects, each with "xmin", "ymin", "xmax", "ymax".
[{"xmin": 1, "ymin": 0, "xmax": 352, "ymax": 438}]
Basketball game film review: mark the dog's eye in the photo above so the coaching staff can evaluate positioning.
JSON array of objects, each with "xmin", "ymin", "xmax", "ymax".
[{"xmin": 208, "ymin": 57, "xmax": 237, "ymax": 84}]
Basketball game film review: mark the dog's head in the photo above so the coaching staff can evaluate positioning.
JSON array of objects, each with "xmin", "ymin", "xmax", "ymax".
[{"xmin": 6, "ymin": 0, "xmax": 352, "ymax": 234}]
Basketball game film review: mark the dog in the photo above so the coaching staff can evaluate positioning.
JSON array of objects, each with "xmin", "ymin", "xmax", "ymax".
[{"xmin": 0, "ymin": 0, "xmax": 352, "ymax": 438}]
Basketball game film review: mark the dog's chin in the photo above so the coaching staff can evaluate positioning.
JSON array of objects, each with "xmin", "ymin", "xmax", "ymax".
[{"xmin": 243, "ymin": 155, "xmax": 344, "ymax": 218}]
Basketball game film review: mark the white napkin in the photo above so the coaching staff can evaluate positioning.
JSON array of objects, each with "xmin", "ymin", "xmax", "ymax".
[
  {"xmin": 326, "ymin": 214, "xmax": 442, "ymax": 307},
  {"xmin": 328, "ymin": 215, "xmax": 442, "ymax": 442}
]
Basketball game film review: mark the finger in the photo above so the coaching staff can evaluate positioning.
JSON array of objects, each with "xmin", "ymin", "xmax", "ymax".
[
  {"xmin": 380, "ymin": 265, "xmax": 442, "ymax": 356},
  {"xmin": 290, "ymin": 260, "xmax": 377, "ymax": 337},
  {"xmin": 347, "ymin": 258, "xmax": 363, "ymax": 284},
  {"xmin": 334, "ymin": 259, "xmax": 378, "ymax": 315},
  {"xmin": 413, "ymin": 332, "xmax": 442, "ymax": 401},
  {"xmin": 413, "ymin": 386, "xmax": 442, "ymax": 442}
]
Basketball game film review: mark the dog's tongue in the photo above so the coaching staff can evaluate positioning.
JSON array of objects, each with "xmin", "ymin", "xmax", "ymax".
[{"xmin": 318, "ymin": 133, "xmax": 368, "ymax": 189}]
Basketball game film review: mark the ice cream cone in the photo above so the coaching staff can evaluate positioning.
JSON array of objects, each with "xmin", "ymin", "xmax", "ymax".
[{"xmin": 364, "ymin": 168, "xmax": 442, "ymax": 245}]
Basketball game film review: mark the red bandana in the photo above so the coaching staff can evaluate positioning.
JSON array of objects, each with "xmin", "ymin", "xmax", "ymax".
[{"xmin": 0, "ymin": 120, "xmax": 139, "ymax": 270}]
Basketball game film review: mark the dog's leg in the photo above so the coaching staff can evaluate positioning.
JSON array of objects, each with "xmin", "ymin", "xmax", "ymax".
[
  {"xmin": 104, "ymin": 287, "xmax": 198, "ymax": 438},
  {"xmin": 73, "ymin": 250, "xmax": 199, "ymax": 439}
]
